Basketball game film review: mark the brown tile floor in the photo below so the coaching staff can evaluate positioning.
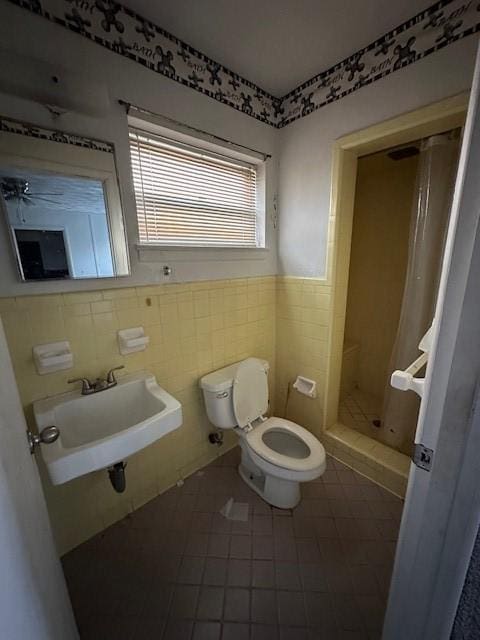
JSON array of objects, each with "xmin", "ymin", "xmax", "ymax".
[{"xmin": 62, "ymin": 447, "xmax": 403, "ymax": 640}]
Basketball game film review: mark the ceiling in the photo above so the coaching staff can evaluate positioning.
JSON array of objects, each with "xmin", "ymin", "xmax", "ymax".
[
  {"xmin": 121, "ymin": 0, "xmax": 431, "ymax": 96},
  {"xmin": 0, "ymin": 167, "xmax": 107, "ymax": 216}
]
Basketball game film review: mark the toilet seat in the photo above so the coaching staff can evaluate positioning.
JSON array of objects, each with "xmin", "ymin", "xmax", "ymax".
[{"xmin": 246, "ymin": 417, "xmax": 325, "ymax": 473}]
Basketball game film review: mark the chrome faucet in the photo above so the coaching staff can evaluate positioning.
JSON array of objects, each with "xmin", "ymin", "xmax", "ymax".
[{"xmin": 68, "ymin": 366, "xmax": 125, "ymax": 395}]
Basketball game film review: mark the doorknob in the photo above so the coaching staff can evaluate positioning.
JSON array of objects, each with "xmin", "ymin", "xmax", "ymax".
[{"xmin": 27, "ymin": 426, "xmax": 60, "ymax": 454}]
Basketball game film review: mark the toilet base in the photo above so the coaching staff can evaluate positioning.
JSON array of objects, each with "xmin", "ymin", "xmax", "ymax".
[{"xmin": 238, "ymin": 442, "xmax": 301, "ymax": 509}]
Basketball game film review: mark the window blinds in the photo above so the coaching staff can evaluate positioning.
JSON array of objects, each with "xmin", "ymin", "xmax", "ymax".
[{"xmin": 129, "ymin": 129, "xmax": 259, "ymax": 247}]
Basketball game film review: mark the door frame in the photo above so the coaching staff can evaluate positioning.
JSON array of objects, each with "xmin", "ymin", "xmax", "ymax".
[{"xmin": 323, "ymin": 92, "xmax": 468, "ymax": 432}]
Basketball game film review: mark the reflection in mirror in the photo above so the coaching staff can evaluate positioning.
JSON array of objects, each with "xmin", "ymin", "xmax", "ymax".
[
  {"xmin": 1, "ymin": 168, "xmax": 114, "ymax": 280},
  {"xmin": 0, "ymin": 117, "xmax": 130, "ymax": 283},
  {"xmin": 15, "ymin": 229, "xmax": 69, "ymax": 280}
]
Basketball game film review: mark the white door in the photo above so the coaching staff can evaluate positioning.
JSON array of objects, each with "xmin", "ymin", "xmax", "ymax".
[
  {"xmin": 383, "ymin": 43, "xmax": 480, "ymax": 640},
  {"xmin": 0, "ymin": 319, "xmax": 78, "ymax": 640}
]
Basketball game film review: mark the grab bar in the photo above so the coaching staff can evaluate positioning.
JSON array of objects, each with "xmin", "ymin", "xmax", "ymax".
[
  {"xmin": 390, "ymin": 320, "xmax": 434, "ymax": 399},
  {"xmin": 391, "ymin": 352, "xmax": 428, "ymax": 397}
]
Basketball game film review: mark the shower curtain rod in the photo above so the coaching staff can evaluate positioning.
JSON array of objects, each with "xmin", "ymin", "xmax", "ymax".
[{"xmin": 118, "ymin": 100, "xmax": 272, "ymax": 161}]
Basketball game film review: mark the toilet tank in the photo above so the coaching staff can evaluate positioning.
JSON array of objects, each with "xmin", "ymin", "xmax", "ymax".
[{"xmin": 199, "ymin": 358, "xmax": 269, "ymax": 429}]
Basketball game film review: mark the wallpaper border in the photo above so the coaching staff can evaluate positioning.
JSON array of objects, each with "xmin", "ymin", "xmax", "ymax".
[
  {"xmin": 278, "ymin": 0, "xmax": 480, "ymax": 127},
  {"xmin": 7, "ymin": 0, "xmax": 280, "ymax": 127},
  {"xmin": 0, "ymin": 114, "xmax": 115, "ymax": 152},
  {"xmin": 6, "ymin": 0, "xmax": 480, "ymax": 129}
]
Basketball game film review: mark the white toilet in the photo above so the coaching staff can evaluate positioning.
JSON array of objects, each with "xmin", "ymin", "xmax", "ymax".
[{"xmin": 199, "ymin": 357, "xmax": 326, "ymax": 509}]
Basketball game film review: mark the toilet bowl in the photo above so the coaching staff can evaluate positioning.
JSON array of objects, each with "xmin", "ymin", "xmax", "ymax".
[{"xmin": 199, "ymin": 357, "xmax": 326, "ymax": 508}]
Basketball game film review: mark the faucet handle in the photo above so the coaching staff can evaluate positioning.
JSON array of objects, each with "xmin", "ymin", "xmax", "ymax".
[
  {"xmin": 67, "ymin": 377, "xmax": 93, "ymax": 394},
  {"xmin": 106, "ymin": 365, "xmax": 125, "ymax": 384}
]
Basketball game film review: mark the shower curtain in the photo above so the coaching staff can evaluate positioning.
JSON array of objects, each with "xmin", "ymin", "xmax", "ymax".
[{"xmin": 380, "ymin": 130, "xmax": 460, "ymax": 455}]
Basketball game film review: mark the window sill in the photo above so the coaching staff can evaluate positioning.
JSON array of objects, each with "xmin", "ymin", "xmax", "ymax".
[{"xmin": 136, "ymin": 243, "xmax": 270, "ymax": 263}]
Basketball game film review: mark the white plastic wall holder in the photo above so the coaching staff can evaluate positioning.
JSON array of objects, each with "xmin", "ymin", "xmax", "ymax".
[
  {"xmin": 117, "ymin": 326, "xmax": 149, "ymax": 355},
  {"xmin": 293, "ymin": 375, "xmax": 317, "ymax": 398},
  {"xmin": 33, "ymin": 341, "xmax": 73, "ymax": 375}
]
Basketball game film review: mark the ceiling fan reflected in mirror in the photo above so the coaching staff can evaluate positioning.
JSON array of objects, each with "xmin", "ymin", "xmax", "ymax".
[{"xmin": 0, "ymin": 177, "xmax": 63, "ymax": 206}]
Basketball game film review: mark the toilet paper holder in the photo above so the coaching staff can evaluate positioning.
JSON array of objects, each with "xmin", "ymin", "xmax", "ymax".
[{"xmin": 293, "ymin": 375, "xmax": 317, "ymax": 398}]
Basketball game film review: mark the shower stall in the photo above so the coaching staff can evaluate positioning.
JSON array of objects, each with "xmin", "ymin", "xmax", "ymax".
[{"xmin": 339, "ymin": 130, "xmax": 460, "ymax": 457}]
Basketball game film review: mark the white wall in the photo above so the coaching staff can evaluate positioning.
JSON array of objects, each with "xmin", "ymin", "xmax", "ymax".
[
  {"xmin": 277, "ymin": 37, "xmax": 479, "ymax": 277},
  {"xmin": 0, "ymin": 2, "xmax": 278, "ymax": 296}
]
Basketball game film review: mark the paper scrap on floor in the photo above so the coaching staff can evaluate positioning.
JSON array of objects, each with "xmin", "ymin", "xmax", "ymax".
[{"xmin": 220, "ymin": 497, "xmax": 249, "ymax": 521}]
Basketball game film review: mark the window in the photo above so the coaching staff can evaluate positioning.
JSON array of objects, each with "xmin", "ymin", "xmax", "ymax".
[{"xmin": 129, "ymin": 128, "xmax": 263, "ymax": 248}]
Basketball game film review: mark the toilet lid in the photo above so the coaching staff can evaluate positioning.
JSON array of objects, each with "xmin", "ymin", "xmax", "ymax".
[{"xmin": 233, "ymin": 358, "xmax": 269, "ymax": 428}]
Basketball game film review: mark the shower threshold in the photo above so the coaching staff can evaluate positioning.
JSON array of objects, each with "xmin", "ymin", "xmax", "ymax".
[{"xmin": 323, "ymin": 423, "xmax": 410, "ymax": 498}]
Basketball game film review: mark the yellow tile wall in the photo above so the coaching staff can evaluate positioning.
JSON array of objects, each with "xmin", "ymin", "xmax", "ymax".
[
  {"xmin": 0, "ymin": 276, "xmax": 276, "ymax": 554},
  {"xmin": 1, "ymin": 265, "xmax": 409, "ymax": 555},
  {"xmin": 342, "ymin": 151, "xmax": 418, "ymax": 402},
  {"xmin": 275, "ymin": 277, "xmax": 332, "ymax": 437},
  {"xmin": 273, "ymin": 274, "xmax": 410, "ymax": 497}
]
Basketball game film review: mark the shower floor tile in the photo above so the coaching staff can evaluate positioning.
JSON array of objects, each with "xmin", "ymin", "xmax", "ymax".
[
  {"xmin": 339, "ymin": 389, "xmax": 384, "ymax": 439},
  {"xmin": 62, "ymin": 447, "xmax": 403, "ymax": 639}
]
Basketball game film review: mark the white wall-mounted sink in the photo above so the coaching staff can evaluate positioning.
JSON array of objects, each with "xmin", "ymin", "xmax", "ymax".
[{"xmin": 33, "ymin": 372, "xmax": 182, "ymax": 485}]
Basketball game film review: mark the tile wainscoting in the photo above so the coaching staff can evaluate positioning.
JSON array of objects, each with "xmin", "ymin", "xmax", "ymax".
[
  {"xmin": 0, "ymin": 273, "xmax": 409, "ymax": 553},
  {"xmin": 275, "ymin": 276, "xmax": 331, "ymax": 436},
  {"xmin": 0, "ymin": 276, "xmax": 276, "ymax": 553}
]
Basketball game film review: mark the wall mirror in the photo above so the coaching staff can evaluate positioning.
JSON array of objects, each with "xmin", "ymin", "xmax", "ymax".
[{"xmin": 0, "ymin": 118, "xmax": 129, "ymax": 281}]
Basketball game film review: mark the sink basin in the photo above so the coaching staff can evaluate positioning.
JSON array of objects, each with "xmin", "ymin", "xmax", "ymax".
[{"xmin": 33, "ymin": 372, "xmax": 182, "ymax": 485}]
